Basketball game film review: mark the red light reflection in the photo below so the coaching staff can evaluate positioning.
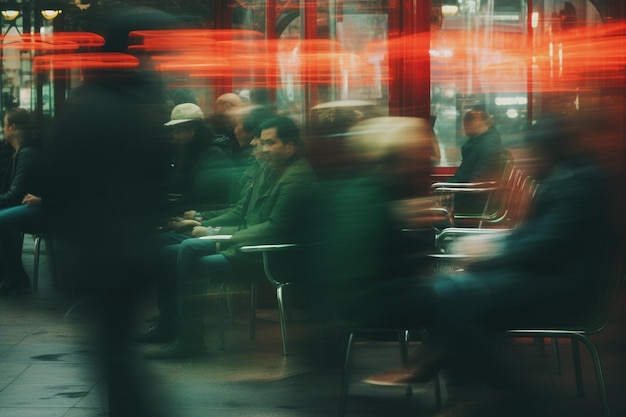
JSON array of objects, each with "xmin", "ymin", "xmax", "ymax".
[
  {"xmin": 33, "ymin": 53, "xmax": 140, "ymax": 72},
  {"xmin": 0, "ymin": 34, "xmax": 79, "ymax": 51}
]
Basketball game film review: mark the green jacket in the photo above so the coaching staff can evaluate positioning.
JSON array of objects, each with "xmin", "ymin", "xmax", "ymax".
[{"xmin": 202, "ymin": 156, "xmax": 318, "ymax": 263}]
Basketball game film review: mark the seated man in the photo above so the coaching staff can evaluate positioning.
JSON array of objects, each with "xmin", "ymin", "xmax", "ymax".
[
  {"xmin": 452, "ymin": 107, "xmax": 508, "ymax": 183},
  {"xmin": 136, "ymin": 117, "xmax": 270, "ymax": 343},
  {"xmin": 365, "ymin": 115, "xmax": 610, "ymax": 416},
  {"xmin": 0, "ymin": 108, "xmax": 50, "ymax": 295},
  {"xmin": 448, "ymin": 108, "xmax": 510, "ymax": 215},
  {"xmin": 144, "ymin": 116, "xmax": 318, "ymax": 358}
]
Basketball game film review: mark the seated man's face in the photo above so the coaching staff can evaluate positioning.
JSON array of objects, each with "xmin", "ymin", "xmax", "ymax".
[
  {"xmin": 462, "ymin": 111, "xmax": 490, "ymax": 138},
  {"xmin": 250, "ymin": 136, "xmax": 265, "ymax": 163},
  {"xmin": 259, "ymin": 127, "xmax": 295, "ymax": 168},
  {"xmin": 463, "ymin": 118, "xmax": 484, "ymax": 137},
  {"xmin": 234, "ymin": 119, "xmax": 253, "ymax": 147},
  {"xmin": 172, "ymin": 125, "xmax": 195, "ymax": 144}
]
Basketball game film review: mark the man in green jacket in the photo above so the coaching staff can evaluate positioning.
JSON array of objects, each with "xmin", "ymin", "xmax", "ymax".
[{"xmin": 144, "ymin": 116, "xmax": 318, "ymax": 359}]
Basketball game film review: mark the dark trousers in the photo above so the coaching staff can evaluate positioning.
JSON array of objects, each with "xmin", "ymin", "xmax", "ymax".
[{"xmin": 0, "ymin": 205, "xmax": 48, "ymax": 282}]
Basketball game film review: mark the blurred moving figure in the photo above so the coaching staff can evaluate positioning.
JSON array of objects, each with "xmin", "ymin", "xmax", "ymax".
[
  {"xmin": 230, "ymin": 105, "xmax": 276, "ymax": 178},
  {"xmin": 366, "ymin": 115, "xmax": 610, "ymax": 417},
  {"xmin": 206, "ymin": 92, "xmax": 244, "ymax": 154},
  {"xmin": 317, "ymin": 117, "xmax": 433, "ymax": 325},
  {"xmin": 165, "ymin": 102, "xmax": 234, "ymax": 210},
  {"xmin": 45, "ymin": 68, "xmax": 172, "ymax": 417}
]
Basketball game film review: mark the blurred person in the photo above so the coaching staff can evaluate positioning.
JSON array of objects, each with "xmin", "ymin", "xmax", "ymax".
[
  {"xmin": 559, "ymin": 1, "xmax": 578, "ymax": 31},
  {"xmin": 249, "ymin": 87, "xmax": 275, "ymax": 109},
  {"xmin": 136, "ymin": 125, "xmax": 269, "ymax": 344},
  {"xmin": 143, "ymin": 116, "xmax": 318, "ymax": 359},
  {"xmin": 0, "ymin": 121, "xmax": 14, "ymax": 178},
  {"xmin": 43, "ymin": 67, "xmax": 173, "ymax": 417},
  {"xmin": 207, "ymin": 104, "xmax": 274, "ymax": 211},
  {"xmin": 430, "ymin": 115, "xmax": 442, "ymax": 164},
  {"xmin": 156, "ymin": 106, "xmax": 274, "ymax": 241},
  {"xmin": 238, "ymin": 89, "xmax": 251, "ymax": 105},
  {"xmin": 314, "ymin": 117, "xmax": 434, "ymax": 326},
  {"xmin": 229, "ymin": 105, "xmax": 275, "ymax": 174},
  {"xmin": 170, "ymin": 88, "xmax": 197, "ymax": 106},
  {"xmin": 365, "ymin": 115, "xmax": 610, "ymax": 417},
  {"xmin": 165, "ymin": 102, "xmax": 234, "ymax": 210},
  {"xmin": 0, "ymin": 108, "xmax": 49, "ymax": 295},
  {"xmin": 214, "ymin": 92, "xmax": 243, "ymax": 115},
  {"xmin": 206, "ymin": 92, "xmax": 244, "ymax": 153}
]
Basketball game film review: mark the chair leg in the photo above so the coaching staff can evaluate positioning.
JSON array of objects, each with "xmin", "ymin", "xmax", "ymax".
[
  {"xmin": 398, "ymin": 330, "xmax": 412, "ymax": 396},
  {"xmin": 218, "ymin": 282, "xmax": 229, "ymax": 350},
  {"xmin": 33, "ymin": 235, "xmax": 42, "ymax": 291},
  {"xmin": 552, "ymin": 337, "xmax": 562, "ymax": 375},
  {"xmin": 574, "ymin": 334, "xmax": 610, "ymax": 417},
  {"xmin": 572, "ymin": 338, "xmax": 584, "ymax": 397},
  {"xmin": 433, "ymin": 372, "xmax": 442, "ymax": 410},
  {"xmin": 276, "ymin": 284, "xmax": 289, "ymax": 356},
  {"xmin": 338, "ymin": 331, "xmax": 356, "ymax": 417},
  {"xmin": 224, "ymin": 285, "xmax": 234, "ymax": 324},
  {"xmin": 44, "ymin": 238, "xmax": 58, "ymax": 287}
]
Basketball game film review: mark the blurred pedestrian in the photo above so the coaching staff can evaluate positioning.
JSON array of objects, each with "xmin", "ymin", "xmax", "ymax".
[
  {"xmin": 366, "ymin": 115, "xmax": 610, "ymax": 417},
  {"xmin": 45, "ymin": 67, "xmax": 173, "ymax": 417}
]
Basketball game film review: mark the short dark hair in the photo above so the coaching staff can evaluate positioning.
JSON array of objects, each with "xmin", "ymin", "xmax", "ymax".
[
  {"xmin": 242, "ymin": 106, "xmax": 275, "ymax": 136},
  {"xmin": 463, "ymin": 107, "xmax": 490, "ymax": 124},
  {"xmin": 5, "ymin": 107, "xmax": 31, "ymax": 131},
  {"xmin": 259, "ymin": 116, "xmax": 302, "ymax": 146}
]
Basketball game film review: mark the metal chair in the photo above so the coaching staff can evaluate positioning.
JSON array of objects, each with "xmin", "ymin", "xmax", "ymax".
[
  {"xmin": 201, "ymin": 235, "xmax": 302, "ymax": 356},
  {"xmin": 22, "ymin": 233, "xmax": 56, "ymax": 291},
  {"xmin": 238, "ymin": 243, "xmax": 301, "ymax": 356},
  {"xmin": 430, "ymin": 236, "xmax": 623, "ymax": 417},
  {"xmin": 431, "ymin": 158, "xmax": 533, "ymax": 229},
  {"xmin": 338, "ymin": 325, "xmax": 442, "ymax": 417}
]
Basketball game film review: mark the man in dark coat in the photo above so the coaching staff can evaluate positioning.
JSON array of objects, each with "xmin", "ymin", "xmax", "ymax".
[
  {"xmin": 449, "ymin": 108, "xmax": 510, "ymax": 215},
  {"xmin": 452, "ymin": 108, "xmax": 508, "ymax": 183}
]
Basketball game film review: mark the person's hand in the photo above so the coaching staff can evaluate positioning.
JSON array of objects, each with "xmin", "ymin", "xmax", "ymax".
[
  {"xmin": 191, "ymin": 226, "xmax": 208, "ymax": 238},
  {"xmin": 448, "ymin": 234, "xmax": 505, "ymax": 258},
  {"xmin": 183, "ymin": 210, "xmax": 197, "ymax": 220},
  {"xmin": 22, "ymin": 193, "xmax": 42, "ymax": 206},
  {"xmin": 173, "ymin": 219, "xmax": 201, "ymax": 232}
]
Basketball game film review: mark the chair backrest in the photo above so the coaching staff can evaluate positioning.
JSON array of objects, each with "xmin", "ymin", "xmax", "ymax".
[
  {"xmin": 479, "ymin": 169, "xmax": 538, "ymax": 229},
  {"xmin": 429, "ymin": 150, "xmax": 531, "ymax": 229}
]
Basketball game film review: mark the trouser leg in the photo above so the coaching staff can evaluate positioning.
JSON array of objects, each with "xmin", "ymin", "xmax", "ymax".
[
  {"xmin": 0, "ymin": 232, "xmax": 28, "ymax": 282},
  {"xmin": 175, "ymin": 238, "xmax": 220, "ymax": 343}
]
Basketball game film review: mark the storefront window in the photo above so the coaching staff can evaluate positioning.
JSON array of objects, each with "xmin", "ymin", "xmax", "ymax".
[{"xmin": 431, "ymin": 0, "xmax": 604, "ymax": 167}]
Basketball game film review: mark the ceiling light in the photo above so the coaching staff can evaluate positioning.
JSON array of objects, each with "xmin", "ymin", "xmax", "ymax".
[
  {"xmin": 41, "ymin": 9, "xmax": 62, "ymax": 20},
  {"xmin": 1, "ymin": 9, "xmax": 19, "ymax": 21}
]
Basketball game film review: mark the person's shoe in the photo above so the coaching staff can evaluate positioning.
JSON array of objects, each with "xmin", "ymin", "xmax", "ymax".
[
  {"xmin": 135, "ymin": 319, "xmax": 176, "ymax": 343},
  {"xmin": 0, "ymin": 278, "xmax": 32, "ymax": 296},
  {"xmin": 143, "ymin": 338, "xmax": 206, "ymax": 359},
  {"xmin": 363, "ymin": 345, "xmax": 446, "ymax": 386}
]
